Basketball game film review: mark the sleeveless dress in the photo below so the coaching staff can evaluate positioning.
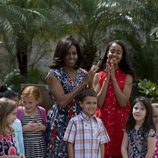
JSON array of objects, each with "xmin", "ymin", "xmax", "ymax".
[
  {"xmin": 98, "ymin": 69, "xmax": 130, "ymax": 157},
  {"xmin": 127, "ymin": 128, "xmax": 155, "ymax": 158},
  {"xmin": 0, "ymin": 132, "xmax": 17, "ymax": 156},
  {"xmin": 46, "ymin": 67, "xmax": 86, "ymax": 158}
]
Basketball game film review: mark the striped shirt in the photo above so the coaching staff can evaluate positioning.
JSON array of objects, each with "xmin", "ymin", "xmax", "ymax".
[
  {"xmin": 63, "ymin": 112, "xmax": 110, "ymax": 158},
  {"xmin": 22, "ymin": 112, "xmax": 46, "ymax": 158}
]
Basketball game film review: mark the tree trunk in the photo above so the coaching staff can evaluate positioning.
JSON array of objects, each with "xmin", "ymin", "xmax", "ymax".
[{"xmin": 16, "ymin": 33, "xmax": 29, "ymax": 76}]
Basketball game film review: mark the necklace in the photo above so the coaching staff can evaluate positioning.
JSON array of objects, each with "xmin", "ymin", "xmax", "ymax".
[{"xmin": 64, "ymin": 68, "xmax": 77, "ymax": 86}]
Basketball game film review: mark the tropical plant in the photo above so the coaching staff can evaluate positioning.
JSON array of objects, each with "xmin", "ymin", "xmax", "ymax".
[
  {"xmin": 137, "ymin": 79, "xmax": 158, "ymax": 103},
  {"xmin": 0, "ymin": 0, "xmax": 66, "ymax": 76},
  {"xmin": 150, "ymin": 27, "xmax": 158, "ymax": 42},
  {"xmin": 106, "ymin": 0, "xmax": 158, "ymax": 82},
  {"xmin": 51, "ymin": 0, "xmax": 124, "ymax": 70},
  {"xmin": 4, "ymin": 68, "xmax": 46, "ymax": 92}
]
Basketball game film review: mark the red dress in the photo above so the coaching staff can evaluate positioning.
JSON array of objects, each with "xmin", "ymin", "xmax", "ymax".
[{"xmin": 98, "ymin": 69, "xmax": 130, "ymax": 157}]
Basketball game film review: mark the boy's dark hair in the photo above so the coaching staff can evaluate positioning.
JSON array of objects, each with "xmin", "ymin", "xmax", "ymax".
[
  {"xmin": 125, "ymin": 96, "xmax": 154, "ymax": 132},
  {"xmin": 78, "ymin": 88, "xmax": 97, "ymax": 102}
]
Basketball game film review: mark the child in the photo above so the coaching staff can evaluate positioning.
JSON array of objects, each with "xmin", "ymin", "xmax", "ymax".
[
  {"xmin": 63, "ymin": 88, "xmax": 110, "ymax": 158},
  {"xmin": 0, "ymin": 98, "xmax": 18, "ymax": 156},
  {"xmin": 0, "ymin": 85, "xmax": 25, "ymax": 156},
  {"xmin": 121, "ymin": 96, "xmax": 155, "ymax": 158},
  {"xmin": 152, "ymin": 103, "xmax": 158, "ymax": 157},
  {"xmin": 16, "ymin": 86, "xmax": 47, "ymax": 158}
]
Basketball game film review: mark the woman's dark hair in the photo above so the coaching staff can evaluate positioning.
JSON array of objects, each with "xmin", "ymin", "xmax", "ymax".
[
  {"xmin": 49, "ymin": 35, "xmax": 82, "ymax": 69},
  {"xmin": 125, "ymin": 96, "xmax": 154, "ymax": 132},
  {"xmin": 0, "ymin": 85, "xmax": 18, "ymax": 99},
  {"xmin": 78, "ymin": 88, "xmax": 97, "ymax": 102},
  {"xmin": 100, "ymin": 40, "xmax": 135, "ymax": 79}
]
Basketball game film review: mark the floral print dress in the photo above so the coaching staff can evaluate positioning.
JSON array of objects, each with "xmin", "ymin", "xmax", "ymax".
[
  {"xmin": 0, "ymin": 132, "xmax": 17, "ymax": 156},
  {"xmin": 127, "ymin": 128, "xmax": 155, "ymax": 158},
  {"xmin": 46, "ymin": 67, "xmax": 86, "ymax": 158}
]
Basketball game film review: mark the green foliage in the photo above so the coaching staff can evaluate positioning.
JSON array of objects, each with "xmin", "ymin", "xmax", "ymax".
[
  {"xmin": 4, "ymin": 68, "xmax": 46, "ymax": 92},
  {"xmin": 138, "ymin": 79, "xmax": 158, "ymax": 103}
]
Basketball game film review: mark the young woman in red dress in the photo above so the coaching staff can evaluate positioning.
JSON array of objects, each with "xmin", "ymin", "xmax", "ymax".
[{"xmin": 93, "ymin": 40, "xmax": 135, "ymax": 158}]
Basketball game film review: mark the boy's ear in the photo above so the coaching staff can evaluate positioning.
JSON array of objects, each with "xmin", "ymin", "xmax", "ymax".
[{"xmin": 79, "ymin": 101, "xmax": 83, "ymax": 108}]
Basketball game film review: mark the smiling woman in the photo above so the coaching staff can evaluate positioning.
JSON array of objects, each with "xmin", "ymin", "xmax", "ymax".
[
  {"xmin": 45, "ymin": 35, "xmax": 99, "ymax": 158},
  {"xmin": 93, "ymin": 40, "xmax": 135, "ymax": 158}
]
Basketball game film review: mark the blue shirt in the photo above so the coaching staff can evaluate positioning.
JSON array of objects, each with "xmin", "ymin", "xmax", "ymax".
[{"xmin": 12, "ymin": 119, "xmax": 25, "ymax": 155}]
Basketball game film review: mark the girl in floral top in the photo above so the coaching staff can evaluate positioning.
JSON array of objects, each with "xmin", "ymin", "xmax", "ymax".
[
  {"xmin": 0, "ymin": 98, "xmax": 18, "ymax": 156},
  {"xmin": 121, "ymin": 96, "xmax": 155, "ymax": 158}
]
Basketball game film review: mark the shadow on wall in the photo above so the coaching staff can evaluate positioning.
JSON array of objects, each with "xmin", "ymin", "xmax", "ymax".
[{"xmin": 21, "ymin": 83, "xmax": 53, "ymax": 112}]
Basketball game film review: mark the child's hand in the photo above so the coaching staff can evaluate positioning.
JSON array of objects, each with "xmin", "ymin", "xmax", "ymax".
[
  {"xmin": 32, "ymin": 121, "xmax": 46, "ymax": 132},
  {"xmin": 29, "ymin": 121, "xmax": 38, "ymax": 132},
  {"xmin": 23, "ymin": 122, "xmax": 34, "ymax": 132}
]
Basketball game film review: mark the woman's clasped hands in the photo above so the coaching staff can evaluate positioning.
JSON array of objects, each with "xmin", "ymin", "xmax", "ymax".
[{"xmin": 106, "ymin": 52, "xmax": 115, "ymax": 80}]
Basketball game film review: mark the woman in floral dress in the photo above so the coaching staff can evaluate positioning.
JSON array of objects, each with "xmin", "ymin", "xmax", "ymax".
[{"xmin": 46, "ymin": 36, "xmax": 98, "ymax": 158}]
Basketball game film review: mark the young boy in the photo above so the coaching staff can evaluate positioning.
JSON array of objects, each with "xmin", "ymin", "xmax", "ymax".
[{"xmin": 63, "ymin": 88, "xmax": 110, "ymax": 158}]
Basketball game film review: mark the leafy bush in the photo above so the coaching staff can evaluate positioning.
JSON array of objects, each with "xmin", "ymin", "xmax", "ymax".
[
  {"xmin": 4, "ymin": 68, "xmax": 46, "ymax": 92},
  {"xmin": 137, "ymin": 79, "xmax": 158, "ymax": 103}
]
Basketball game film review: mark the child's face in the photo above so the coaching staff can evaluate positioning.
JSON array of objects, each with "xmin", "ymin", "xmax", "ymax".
[
  {"xmin": 7, "ymin": 107, "xmax": 17, "ymax": 126},
  {"xmin": 152, "ymin": 106, "xmax": 158, "ymax": 128},
  {"xmin": 22, "ymin": 95, "xmax": 38, "ymax": 114},
  {"xmin": 80, "ymin": 96, "xmax": 97, "ymax": 117},
  {"xmin": 132, "ymin": 102, "xmax": 146, "ymax": 123}
]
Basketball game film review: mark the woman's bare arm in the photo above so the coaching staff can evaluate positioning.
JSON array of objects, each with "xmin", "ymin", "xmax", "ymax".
[
  {"xmin": 93, "ymin": 72, "xmax": 110, "ymax": 107},
  {"xmin": 47, "ymin": 65, "xmax": 98, "ymax": 108}
]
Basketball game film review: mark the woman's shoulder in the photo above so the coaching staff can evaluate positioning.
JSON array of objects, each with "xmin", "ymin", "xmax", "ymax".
[
  {"xmin": 48, "ymin": 68, "xmax": 61, "ymax": 75},
  {"xmin": 47, "ymin": 68, "xmax": 64, "ymax": 80},
  {"xmin": 96, "ymin": 70, "xmax": 106, "ymax": 79}
]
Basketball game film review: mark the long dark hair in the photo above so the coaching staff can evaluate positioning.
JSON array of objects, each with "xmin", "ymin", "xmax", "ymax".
[
  {"xmin": 49, "ymin": 35, "xmax": 82, "ymax": 69},
  {"xmin": 100, "ymin": 40, "xmax": 135, "ymax": 79},
  {"xmin": 125, "ymin": 96, "xmax": 154, "ymax": 132}
]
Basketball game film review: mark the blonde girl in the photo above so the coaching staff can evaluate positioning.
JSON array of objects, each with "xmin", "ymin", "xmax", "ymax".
[
  {"xmin": 16, "ymin": 86, "xmax": 47, "ymax": 158},
  {"xmin": 0, "ymin": 98, "xmax": 18, "ymax": 156}
]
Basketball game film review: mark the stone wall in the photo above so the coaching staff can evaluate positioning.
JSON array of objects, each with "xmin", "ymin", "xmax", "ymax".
[{"xmin": 0, "ymin": 39, "xmax": 55, "ymax": 78}]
